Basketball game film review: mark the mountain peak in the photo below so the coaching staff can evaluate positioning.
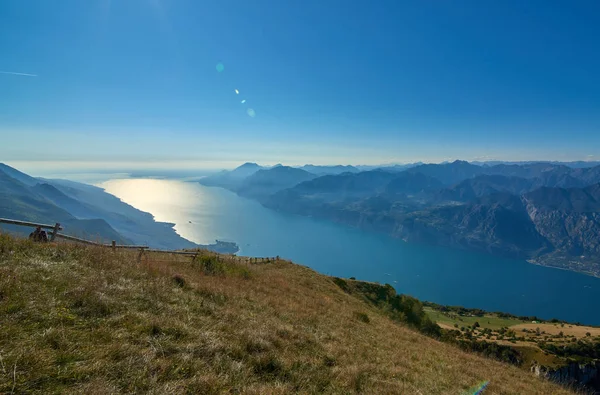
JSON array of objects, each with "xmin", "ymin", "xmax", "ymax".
[{"xmin": 237, "ymin": 162, "xmax": 260, "ymax": 169}]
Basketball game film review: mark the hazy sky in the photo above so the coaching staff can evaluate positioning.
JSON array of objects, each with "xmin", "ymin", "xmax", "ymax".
[{"xmin": 1, "ymin": 0, "xmax": 599, "ymax": 172}]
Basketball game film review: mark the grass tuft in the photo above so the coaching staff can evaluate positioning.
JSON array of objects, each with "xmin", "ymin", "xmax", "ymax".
[
  {"xmin": 172, "ymin": 273, "xmax": 186, "ymax": 287},
  {"xmin": 354, "ymin": 311, "xmax": 370, "ymax": 323}
]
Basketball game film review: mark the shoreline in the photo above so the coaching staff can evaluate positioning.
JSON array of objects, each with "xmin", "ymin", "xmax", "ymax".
[
  {"xmin": 198, "ymin": 239, "xmax": 239, "ymax": 254},
  {"xmin": 104, "ymin": 179, "xmax": 600, "ymax": 326}
]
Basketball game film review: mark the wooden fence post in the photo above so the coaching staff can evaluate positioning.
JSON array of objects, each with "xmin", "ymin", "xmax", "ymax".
[
  {"xmin": 112, "ymin": 241, "xmax": 116, "ymax": 251},
  {"xmin": 137, "ymin": 248, "xmax": 144, "ymax": 263},
  {"xmin": 50, "ymin": 223, "xmax": 60, "ymax": 242}
]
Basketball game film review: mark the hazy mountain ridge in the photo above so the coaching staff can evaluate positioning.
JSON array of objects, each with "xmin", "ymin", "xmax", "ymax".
[
  {"xmin": 0, "ymin": 169, "xmax": 127, "ymax": 243},
  {"xmin": 299, "ymin": 164, "xmax": 360, "ymax": 175},
  {"xmin": 0, "ymin": 164, "xmax": 235, "ymax": 251},
  {"xmin": 236, "ymin": 166, "xmax": 317, "ymax": 200},
  {"xmin": 0, "ymin": 163, "xmax": 40, "ymax": 186},
  {"xmin": 406, "ymin": 160, "xmax": 600, "ymax": 186},
  {"xmin": 472, "ymin": 160, "xmax": 600, "ymax": 168},
  {"xmin": 406, "ymin": 160, "xmax": 484, "ymax": 185},
  {"xmin": 355, "ymin": 162, "xmax": 424, "ymax": 172},
  {"xmin": 199, "ymin": 162, "xmax": 265, "ymax": 189}
]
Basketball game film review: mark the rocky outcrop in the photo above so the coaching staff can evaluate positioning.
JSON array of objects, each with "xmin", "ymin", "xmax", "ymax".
[
  {"xmin": 391, "ymin": 196, "xmax": 553, "ymax": 260},
  {"xmin": 531, "ymin": 361, "xmax": 600, "ymax": 391}
]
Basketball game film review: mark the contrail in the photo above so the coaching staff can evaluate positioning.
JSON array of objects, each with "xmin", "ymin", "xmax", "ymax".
[{"xmin": 0, "ymin": 71, "xmax": 38, "ymax": 77}]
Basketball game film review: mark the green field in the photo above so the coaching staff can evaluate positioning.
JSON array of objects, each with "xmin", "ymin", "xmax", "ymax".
[{"xmin": 425, "ymin": 308, "xmax": 527, "ymax": 330}]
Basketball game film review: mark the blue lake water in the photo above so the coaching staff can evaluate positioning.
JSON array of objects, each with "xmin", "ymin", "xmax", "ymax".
[{"xmin": 100, "ymin": 178, "xmax": 600, "ymax": 326}]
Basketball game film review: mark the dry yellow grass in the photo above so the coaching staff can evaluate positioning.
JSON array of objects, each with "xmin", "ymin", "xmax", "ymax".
[
  {"xmin": 437, "ymin": 322, "xmax": 456, "ymax": 331},
  {"xmin": 0, "ymin": 234, "xmax": 576, "ymax": 394},
  {"xmin": 511, "ymin": 323, "xmax": 600, "ymax": 338}
]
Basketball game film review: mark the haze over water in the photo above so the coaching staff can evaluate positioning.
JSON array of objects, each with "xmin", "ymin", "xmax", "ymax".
[{"xmin": 100, "ymin": 178, "xmax": 600, "ymax": 326}]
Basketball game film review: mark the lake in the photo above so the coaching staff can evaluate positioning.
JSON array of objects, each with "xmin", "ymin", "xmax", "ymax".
[{"xmin": 100, "ymin": 178, "xmax": 600, "ymax": 325}]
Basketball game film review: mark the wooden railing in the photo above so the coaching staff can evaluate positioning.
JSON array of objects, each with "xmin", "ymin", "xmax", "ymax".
[
  {"xmin": 0, "ymin": 217, "xmax": 277, "ymax": 263},
  {"xmin": 0, "ymin": 217, "xmax": 147, "ymax": 248},
  {"xmin": 0, "ymin": 217, "xmax": 63, "ymax": 241}
]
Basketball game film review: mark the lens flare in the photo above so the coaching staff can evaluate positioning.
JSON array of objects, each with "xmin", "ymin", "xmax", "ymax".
[
  {"xmin": 464, "ymin": 381, "xmax": 489, "ymax": 395},
  {"xmin": 247, "ymin": 108, "xmax": 256, "ymax": 117},
  {"xmin": 235, "ymin": 89, "xmax": 239, "ymax": 94},
  {"xmin": 216, "ymin": 63, "xmax": 225, "ymax": 72},
  {"xmin": 241, "ymin": 100, "xmax": 246, "ymax": 104}
]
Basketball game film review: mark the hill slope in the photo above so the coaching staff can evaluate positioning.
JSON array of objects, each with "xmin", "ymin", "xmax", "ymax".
[
  {"xmin": 0, "ymin": 234, "xmax": 571, "ymax": 394},
  {"xmin": 0, "ymin": 169, "xmax": 128, "ymax": 243},
  {"xmin": 0, "ymin": 163, "xmax": 214, "ymax": 250}
]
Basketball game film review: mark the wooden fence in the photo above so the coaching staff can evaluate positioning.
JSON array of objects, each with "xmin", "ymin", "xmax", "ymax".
[
  {"xmin": 0, "ymin": 217, "xmax": 63, "ymax": 241},
  {"xmin": 0, "ymin": 217, "xmax": 277, "ymax": 264}
]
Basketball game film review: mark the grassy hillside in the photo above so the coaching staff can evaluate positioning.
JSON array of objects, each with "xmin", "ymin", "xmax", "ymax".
[
  {"xmin": 424, "ymin": 303, "xmax": 600, "ymax": 370},
  {"xmin": 0, "ymin": 234, "xmax": 574, "ymax": 394}
]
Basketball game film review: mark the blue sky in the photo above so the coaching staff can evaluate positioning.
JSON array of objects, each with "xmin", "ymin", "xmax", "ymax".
[{"xmin": 1, "ymin": 0, "xmax": 599, "ymax": 172}]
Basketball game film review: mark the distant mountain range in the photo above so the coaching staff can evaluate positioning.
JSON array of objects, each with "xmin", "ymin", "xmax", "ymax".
[
  {"xmin": 0, "ymin": 163, "xmax": 235, "ymax": 252},
  {"xmin": 200, "ymin": 160, "xmax": 600, "ymax": 277},
  {"xmin": 471, "ymin": 160, "xmax": 600, "ymax": 168},
  {"xmin": 237, "ymin": 166, "xmax": 318, "ymax": 200},
  {"xmin": 5, "ymin": 159, "xmax": 600, "ymax": 275},
  {"xmin": 299, "ymin": 164, "xmax": 360, "ymax": 175}
]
